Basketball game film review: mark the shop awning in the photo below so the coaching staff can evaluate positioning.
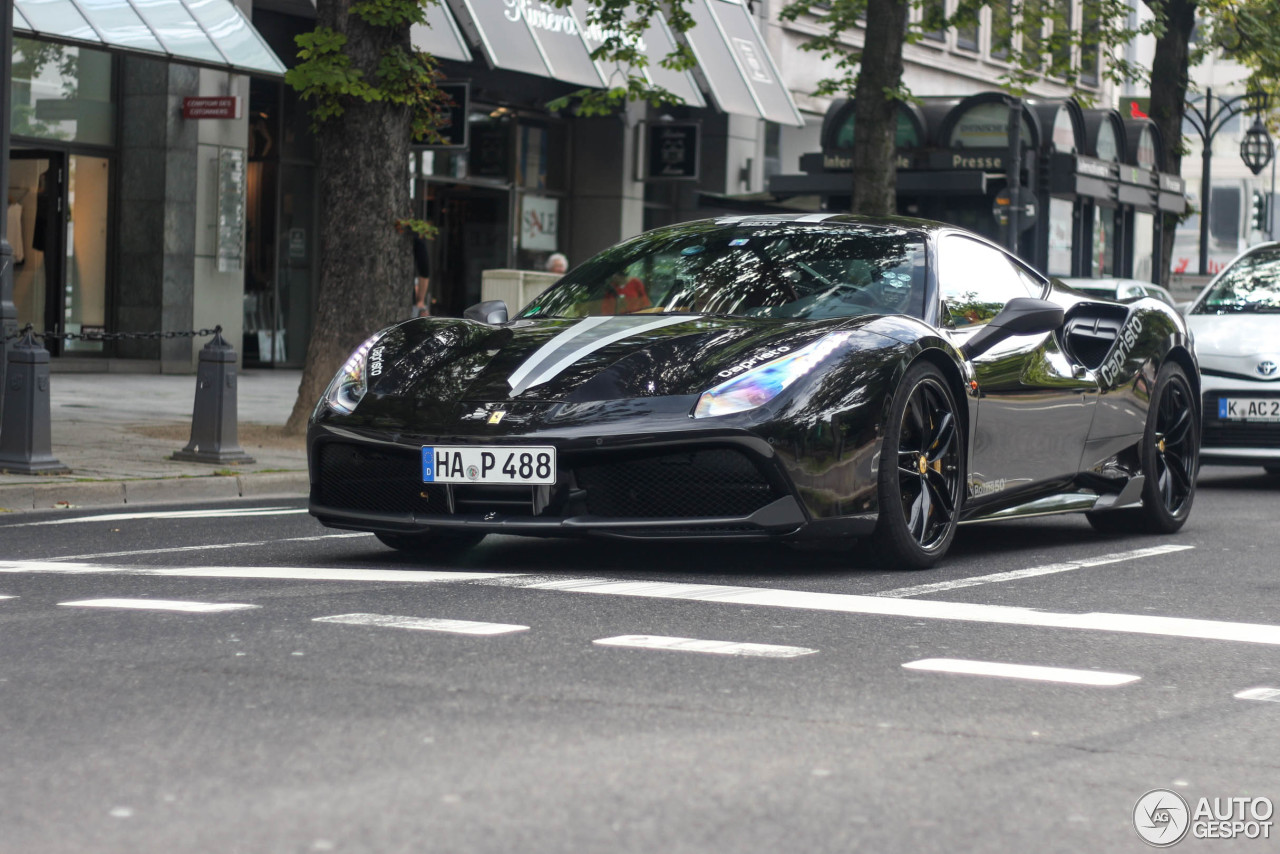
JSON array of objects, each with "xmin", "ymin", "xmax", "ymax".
[
  {"xmin": 411, "ymin": 0, "xmax": 473, "ymax": 64},
  {"xmin": 685, "ymin": 0, "xmax": 802, "ymax": 126},
  {"xmin": 572, "ymin": 0, "xmax": 704, "ymax": 108},
  {"xmin": 446, "ymin": 0, "xmax": 606, "ymax": 87},
  {"xmin": 12, "ymin": 0, "xmax": 287, "ymax": 77}
]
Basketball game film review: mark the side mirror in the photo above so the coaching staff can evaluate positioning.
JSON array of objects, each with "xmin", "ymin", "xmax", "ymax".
[
  {"xmin": 960, "ymin": 297, "xmax": 1065, "ymax": 360},
  {"xmin": 463, "ymin": 299, "xmax": 508, "ymax": 325}
]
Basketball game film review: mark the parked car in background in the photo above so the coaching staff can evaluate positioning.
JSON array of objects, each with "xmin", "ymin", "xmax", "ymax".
[
  {"xmin": 1184, "ymin": 243, "xmax": 1280, "ymax": 474},
  {"xmin": 1061, "ymin": 277, "xmax": 1178, "ymax": 307}
]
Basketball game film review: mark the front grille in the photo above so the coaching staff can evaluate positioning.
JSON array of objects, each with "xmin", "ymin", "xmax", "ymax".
[
  {"xmin": 453, "ymin": 484, "xmax": 538, "ymax": 516},
  {"xmin": 1203, "ymin": 393, "xmax": 1280, "ymax": 449},
  {"xmin": 314, "ymin": 442, "xmax": 448, "ymax": 515},
  {"xmin": 574, "ymin": 449, "xmax": 780, "ymax": 518},
  {"xmin": 1203, "ymin": 423, "xmax": 1280, "ymax": 448},
  {"xmin": 316, "ymin": 442, "xmax": 783, "ymax": 523}
]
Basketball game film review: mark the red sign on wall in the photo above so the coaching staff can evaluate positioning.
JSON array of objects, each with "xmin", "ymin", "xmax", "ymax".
[{"xmin": 182, "ymin": 96, "xmax": 241, "ymax": 120}]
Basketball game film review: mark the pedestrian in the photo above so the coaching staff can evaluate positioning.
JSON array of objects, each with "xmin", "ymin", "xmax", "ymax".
[
  {"xmin": 413, "ymin": 233, "xmax": 432, "ymax": 317},
  {"xmin": 546, "ymin": 252, "xmax": 568, "ymax": 276}
]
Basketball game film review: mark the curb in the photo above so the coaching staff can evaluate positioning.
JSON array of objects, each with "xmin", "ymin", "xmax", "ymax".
[{"xmin": 0, "ymin": 471, "xmax": 309, "ymax": 514}]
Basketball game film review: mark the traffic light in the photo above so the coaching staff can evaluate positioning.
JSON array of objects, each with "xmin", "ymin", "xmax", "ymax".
[{"xmin": 1251, "ymin": 191, "xmax": 1268, "ymax": 232}]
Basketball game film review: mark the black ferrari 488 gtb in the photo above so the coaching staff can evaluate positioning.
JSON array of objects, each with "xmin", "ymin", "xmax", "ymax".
[{"xmin": 308, "ymin": 215, "xmax": 1200, "ymax": 568}]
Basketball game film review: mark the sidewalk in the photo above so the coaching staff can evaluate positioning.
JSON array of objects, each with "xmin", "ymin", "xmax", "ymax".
[{"xmin": 0, "ymin": 370, "xmax": 309, "ymax": 513}]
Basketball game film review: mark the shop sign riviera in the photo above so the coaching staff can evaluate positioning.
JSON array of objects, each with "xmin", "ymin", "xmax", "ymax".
[{"xmin": 504, "ymin": 0, "xmax": 579, "ymax": 34}]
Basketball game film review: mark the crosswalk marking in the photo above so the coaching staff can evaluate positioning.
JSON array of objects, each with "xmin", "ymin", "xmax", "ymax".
[
  {"xmin": 493, "ymin": 576, "xmax": 1280, "ymax": 646},
  {"xmin": 313, "ymin": 613, "xmax": 529, "ymax": 635},
  {"xmin": 58, "ymin": 598, "xmax": 260, "ymax": 613},
  {"xmin": 0, "ymin": 561, "xmax": 518, "ymax": 583},
  {"xmin": 10, "ymin": 507, "xmax": 310, "ymax": 527},
  {"xmin": 1235, "ymin": 687, "xmax": 1280, "ymax": 702},
  {"xmin": 10, "ymin": 560, "xmax": 1280, "ymax": 648},
  {"xmin": 902, "ymin": 658, "xmax": 1140, "ymax": 686},
  {"xmin": 875, "ymin": 545, "xmax": 1194, "ymax": 598},
  {"xmin": 594, "ymin": 635, "xmax": 817, "ymax": 658},
  {"xmin": 48, "ymin": 532, "xmax": 372, "ymax": 562}
]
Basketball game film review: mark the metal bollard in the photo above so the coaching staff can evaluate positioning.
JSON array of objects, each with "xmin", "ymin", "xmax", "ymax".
[
  {"xmin": 172, "ymin": 328, "xmax": 256, "ymax": 465},
  {"xmin": 0, "ymin": 329, "xmax": 70, "ymax": 474}
]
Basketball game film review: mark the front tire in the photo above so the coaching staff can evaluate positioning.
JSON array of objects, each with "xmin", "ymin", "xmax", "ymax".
[
  {"xmin": 1087, "ymin": 362, "xmax": 1198, "ymax": 534},
  {"xmin": 871, "ymin": 362, "xmax": 964, "ymax": 569},
  {"xmin": 375, "ymin": 530, "xmax": 487, "ymax": 556}
]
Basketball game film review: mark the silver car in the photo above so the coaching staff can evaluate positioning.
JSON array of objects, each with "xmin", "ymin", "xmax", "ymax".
[
  {"xmin": 1060, "ymin": 277, "xmax": 1178, "ymax": 307},
  {"xmin": 1184, "ymin": 243, "xmax": 1280, "ymax": 473}
]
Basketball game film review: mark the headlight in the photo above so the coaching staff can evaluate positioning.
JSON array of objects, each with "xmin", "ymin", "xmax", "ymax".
[
  {"xmin": 693, "ymin": 332, "xmax": 853, "ymax": 418},
  {"xmin": 316, "ymin": 331, "xmax": 387, "ymax": 416}
]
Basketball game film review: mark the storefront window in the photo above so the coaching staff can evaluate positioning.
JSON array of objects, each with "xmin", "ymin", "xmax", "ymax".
[
  {"xmin": 1095, "ymin": 121, "xmax": 1119, "ymax": 161},
  {"xmin": 1132, "ymin": 211, "xmax": 1155, "ymax": 282},
  {"xmin": 1048, "ymin": 197, "xmax": 1074, "ymax": 276},
  {"xmin": 1091, "ymin": 206, "xmax": 1117, "ymax": 276},
  {"xmin": 9, "ymin": 39, "xmax": 114, "ymax": 146},
  {"xmin": 948, "ymin": 102, "xmax": 1033, "ymax": 148},
  {"xmin": 62, "ymin": 155, "xmax": 110, "ymax": 353}
]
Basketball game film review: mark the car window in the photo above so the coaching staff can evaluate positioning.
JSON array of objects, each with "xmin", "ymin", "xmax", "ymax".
[
  {"xmin": 519, "ymin": 224, "xmax": 929, "ymax": 320},
  {"xmin": 937, "ymin": 236, "xmax": 1040, "ymax": 328},
  {"xmin": 1193, "ymin": 247, "xmax": 1280, "ymax": 314}
]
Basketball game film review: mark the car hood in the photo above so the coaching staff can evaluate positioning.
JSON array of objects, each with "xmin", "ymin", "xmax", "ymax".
[
  {"xmin": 1187, "ymin": 313, "xmax": 1280, "ymax": 379},
  {"xmin": 349, "ymin": 314, "xmax": 899, "ymax": 425}
]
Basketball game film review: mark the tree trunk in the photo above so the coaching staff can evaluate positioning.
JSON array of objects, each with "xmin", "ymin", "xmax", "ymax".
[
  {"xmin": 285, "ymin": 0, "xmax": 415, "ymax": 434},
  {"xmin": 1144, "ymin": 0, "xmax": 1197, "ymax": 285},
  {"xmin": 850, "ymin": 0, "xmax": 909, "ymax": 215}
]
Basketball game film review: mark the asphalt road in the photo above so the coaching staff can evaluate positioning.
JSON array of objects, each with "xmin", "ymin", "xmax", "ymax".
[{"xmin": 2, "ymin": 467, "xmax": 1279, "ymax": 853}]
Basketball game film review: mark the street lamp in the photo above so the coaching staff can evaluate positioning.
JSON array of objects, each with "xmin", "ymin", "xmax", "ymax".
[
  {"xmin": 1183, "ymin": 88, "xmax": 1273, "ymax": 275},
  {"xmin": 1241, "ymin": 118, "xmax": 1275, "ymax": 176}
]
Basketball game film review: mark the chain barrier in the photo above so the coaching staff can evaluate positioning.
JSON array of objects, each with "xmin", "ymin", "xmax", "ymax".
[{"xmin": 4, "ymin": 323, "xmax": 223, "ymax": 343}]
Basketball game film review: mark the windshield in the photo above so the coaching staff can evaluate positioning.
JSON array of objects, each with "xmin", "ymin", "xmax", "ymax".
[
  {"xmin": 1195, "ymin": 247, "xmax": 1280, "ymax": 314},
  {"xmin": 519, "ymin": 222, "xmax": 928, "ymax": 321}
]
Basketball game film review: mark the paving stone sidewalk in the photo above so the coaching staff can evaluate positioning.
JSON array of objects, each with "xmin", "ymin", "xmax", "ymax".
[{"xmin": 0, "ymin": 370, "xmax": 309, "ymax": 513}]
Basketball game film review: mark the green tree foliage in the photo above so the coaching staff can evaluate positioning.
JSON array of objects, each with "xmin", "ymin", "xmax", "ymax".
[{"xmin": 545, "ymin": 0, "xmax": 698, "ymax": 115}]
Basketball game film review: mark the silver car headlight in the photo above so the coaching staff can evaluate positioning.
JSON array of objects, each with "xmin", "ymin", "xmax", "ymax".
[
  {"xmin": 316, "ymin": 331, "xmax": 388, "ymax": 416},
  {"xmin": 693, "ymin": 332, "xmax": 853, "ymax": 418}
]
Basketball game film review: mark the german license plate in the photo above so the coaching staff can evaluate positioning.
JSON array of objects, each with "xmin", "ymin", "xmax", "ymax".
[
  {"xmin": 423, "ymin": 446, "xmax": 556, "ymax": 484},
  {"xmin": 1219, "ymin": 398, "xmax": 1280, "ymax": 422}
]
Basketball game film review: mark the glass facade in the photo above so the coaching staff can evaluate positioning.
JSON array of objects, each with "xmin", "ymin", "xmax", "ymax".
[{"xmin": 9, "ymin": 38, "xmax": 115, "ymax": 146}]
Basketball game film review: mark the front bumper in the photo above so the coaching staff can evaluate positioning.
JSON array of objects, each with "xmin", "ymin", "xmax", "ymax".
[
  {"xmin": 307, "ymin": 423, "xmax": 851, "ymax": 541},
  {"xmin": 1200, "ymin": 375, "xmax": 1280, "ymax": 465}
]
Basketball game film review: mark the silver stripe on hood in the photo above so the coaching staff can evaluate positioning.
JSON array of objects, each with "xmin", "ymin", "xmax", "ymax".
[{"xmin": 508, "ymin": 315, "xmax": 700, "ymax": 395}]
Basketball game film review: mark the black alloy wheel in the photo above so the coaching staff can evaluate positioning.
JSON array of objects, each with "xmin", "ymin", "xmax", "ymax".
[
  {"xmin": 872, "ymin": 362, "xmax": 964, "ymax": 569},
  {"xmin": 1088, "ymin": 362, "xmax": 1198, "ymax": 534}
]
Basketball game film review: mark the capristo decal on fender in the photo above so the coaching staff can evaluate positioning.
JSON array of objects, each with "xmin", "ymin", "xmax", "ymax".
[{"xmin": 1099, "ymin": 315, "xmax": 1144, "ymax": 388}]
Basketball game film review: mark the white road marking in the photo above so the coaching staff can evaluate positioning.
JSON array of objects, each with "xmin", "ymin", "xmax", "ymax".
[
  {"xmin": 0, "ymin": 595, "xmax": 13, "ymax": 601},
  {"xmin": 314, "ymin": 613, "xmax": 529, "ymax": 635},
  {"xmin": 594, "ymin": 635, "xmax": 817, "ymax": 658},
  {"xmin": 9, "ymin": 507, "xmax": 308, "ymax": 527},
  {"xmin": 47, "ymin": 532, "xmax": 373, "ymax": 562},
  {"xmin": 0, "ymin": 561, "xmax": 519, "ymax": 584},
  {"xmin": 495, "ymin": 576, "xmax": 1280, "ymax": 646},
  {"xmin": 1235, "ymin": 687, "xmax": 1280, "ymax": 702},
  {"xmin": 902, "ymin": 658, "xmax": 1140, "ymax": 686},
  {"xmin": 59, "ymin": 598, "xmax": 260, "ymax": 613},
  {"xmin": 875, "ymin": 545, "xmax": 1195, "ymax": 598}
]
